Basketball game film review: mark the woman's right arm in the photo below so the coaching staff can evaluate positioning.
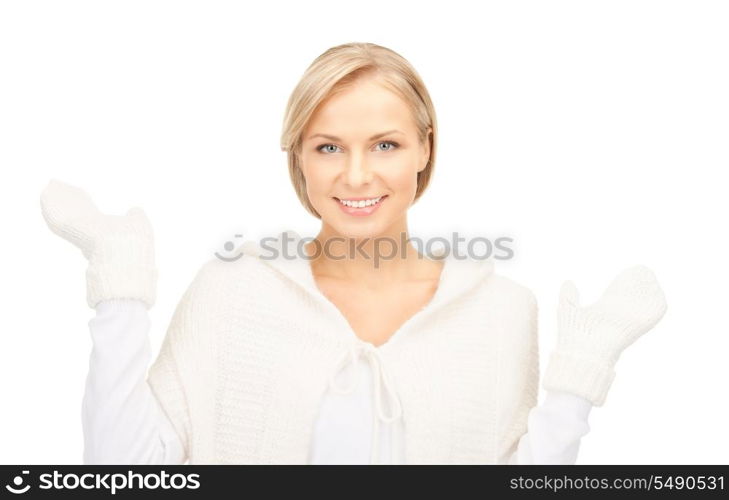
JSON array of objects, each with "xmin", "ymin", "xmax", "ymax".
[
  {"xmin": 83, "ymin": 299, "xmax": 187, "ymax": 464},
  {"xmin": 40, "ymin": 179, "xmax": 192, "ymax": 464}
]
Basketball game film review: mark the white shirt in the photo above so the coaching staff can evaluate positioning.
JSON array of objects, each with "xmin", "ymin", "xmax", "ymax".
[{"xmin": 83, "ymin": 298, "xmax": 593, "ymax": 465}]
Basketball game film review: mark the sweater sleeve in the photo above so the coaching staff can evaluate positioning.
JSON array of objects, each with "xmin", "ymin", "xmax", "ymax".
[
  {"xmin": 82, "ymin": 299, "xmax": 187, "ymax": 464},
  {"xmin": 506, "ymin": 390, "xmax": 593, "ymax": 464}
]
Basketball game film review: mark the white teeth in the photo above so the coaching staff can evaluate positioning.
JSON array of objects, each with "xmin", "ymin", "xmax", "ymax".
[{"xmin": 338, "ymin": 196, "xmax": 383, "ymax": 208}]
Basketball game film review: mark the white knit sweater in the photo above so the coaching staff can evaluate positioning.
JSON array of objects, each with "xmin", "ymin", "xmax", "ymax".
[
  {"xmin": 83, "ymin": 298, "xmax": 591, "ymax": 464},
  {"xmin": 83, "ymin": 230, "xmax": 594, "ymax": 464}
]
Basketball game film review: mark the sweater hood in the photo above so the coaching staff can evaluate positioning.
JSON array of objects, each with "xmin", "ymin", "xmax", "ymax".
[{"xmin": 236, "ymin": 229, "xmax": 495, "ymax": 316}]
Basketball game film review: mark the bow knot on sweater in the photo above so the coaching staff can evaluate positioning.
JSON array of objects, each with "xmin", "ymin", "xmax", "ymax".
[{"xmin": 328, "ymin": 340, "xmax": 403, "ymax": 464}]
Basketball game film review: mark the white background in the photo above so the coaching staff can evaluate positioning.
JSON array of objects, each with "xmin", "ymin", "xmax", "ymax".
[{"xmin": 1, "ymin": 0, "xmax": 727, "ymax": 464}]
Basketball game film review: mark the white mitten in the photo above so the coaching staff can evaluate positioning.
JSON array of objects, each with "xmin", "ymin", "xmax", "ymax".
[
  {"xmin": 40, "ymin": 179, "xmax": 157, "ymax": 309},
  {"xmin": 542, "ymin": 265, "xmax": 667, "ymax": 406}
]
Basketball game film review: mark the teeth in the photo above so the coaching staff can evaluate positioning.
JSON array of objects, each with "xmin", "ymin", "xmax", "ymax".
[{"xmin": 338, "ymin": 196, "xmax": 383, "ymax": 208}]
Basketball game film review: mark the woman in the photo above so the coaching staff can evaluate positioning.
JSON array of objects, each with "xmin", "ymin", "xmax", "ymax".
[{"xmin": 40, "ymin": 42, "xmax": 667, "ymax": 465}]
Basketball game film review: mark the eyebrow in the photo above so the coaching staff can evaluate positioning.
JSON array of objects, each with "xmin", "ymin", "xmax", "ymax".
[{"xmin": 306, "ymin": 129, "xmax": 404, "ymax": 142}]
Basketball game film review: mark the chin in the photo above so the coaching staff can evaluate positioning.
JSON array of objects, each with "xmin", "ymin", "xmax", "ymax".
[{"xmin": 321, "ymin": 215, "xmax": 392, "ymax": 241}]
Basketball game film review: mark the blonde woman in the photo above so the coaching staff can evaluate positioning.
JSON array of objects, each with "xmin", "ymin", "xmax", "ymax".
[{"xmin": 40, "ymin": 42, "xmax": 667, "ymax": 464}]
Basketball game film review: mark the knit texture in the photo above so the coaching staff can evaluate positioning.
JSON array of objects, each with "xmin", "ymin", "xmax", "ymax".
[
  {"xmin": 145, "ymin": 230, "xmax": 541, "ymax": 464},
  {"xmin": 40, "ymin": 179, "xmax": 157, "ymax": 308},
  {"xmin": 542, "ymin": 265, "xmax": 667, "ymax": 406}
]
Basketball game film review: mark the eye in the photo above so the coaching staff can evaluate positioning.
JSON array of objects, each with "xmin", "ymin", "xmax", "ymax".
[
  {"xmin": 375, "ymin": 140, "xmax": 400, "ymax": 152},
  {"xmin": 317, "ymin": 144, "xmax": 342, "ymax": 154}
]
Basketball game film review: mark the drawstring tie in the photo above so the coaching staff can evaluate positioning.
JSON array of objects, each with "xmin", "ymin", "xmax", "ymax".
[{"xmin": 328, "ymin": 341, "xmax": 403, "ymax": 464}]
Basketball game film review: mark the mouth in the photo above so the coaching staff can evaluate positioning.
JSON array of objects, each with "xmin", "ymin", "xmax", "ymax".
[{"xmin": 332, "ymin": 195, "xmax": 389, "ymax": 216}]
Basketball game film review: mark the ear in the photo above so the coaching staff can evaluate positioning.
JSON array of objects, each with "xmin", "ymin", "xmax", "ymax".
[{"xmin": 418, "ymin": 127, "xmax": 432, "ymax": 172}]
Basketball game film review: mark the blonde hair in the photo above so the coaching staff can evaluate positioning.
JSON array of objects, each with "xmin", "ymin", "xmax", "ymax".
[{"xmin": 280, "ymin": 42, "xmax": 438, "ymax": 219}]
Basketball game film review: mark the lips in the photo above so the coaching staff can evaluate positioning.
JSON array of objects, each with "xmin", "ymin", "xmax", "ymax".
[{"xmin": 333, "ymin": 195, "xmax": 388, "ymax": 216}]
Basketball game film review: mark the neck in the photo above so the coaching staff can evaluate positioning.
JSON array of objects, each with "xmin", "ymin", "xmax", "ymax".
[{"xmin": 304, "ymin": 219, "xmax": 437, "ymax": 288}]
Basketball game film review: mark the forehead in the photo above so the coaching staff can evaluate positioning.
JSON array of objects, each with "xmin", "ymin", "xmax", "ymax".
[{"xmin": 305, "ymin": 78, "xmax": 416, "ymax": 139}]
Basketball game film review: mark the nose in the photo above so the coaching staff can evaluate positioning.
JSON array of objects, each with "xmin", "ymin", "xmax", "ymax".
[{"xmin": 343, "ymin": 151, "xmax": 374, "ymax": 187}]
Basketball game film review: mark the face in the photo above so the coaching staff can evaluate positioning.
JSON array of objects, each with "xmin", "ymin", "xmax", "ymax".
[{"xmin": 299, "ymin": 76, "xmax": 431, "ymax": 240}]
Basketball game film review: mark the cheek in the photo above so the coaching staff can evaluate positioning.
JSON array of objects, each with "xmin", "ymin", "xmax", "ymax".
[
  {"xmin": 382, "ymin": 155, "xmax": 422, "ymax": 191},
  {"xmin": 300, "ymin": 160, "xmax": 333, "ymax": 194},
  {"xmin": 385, "ymin": 170, "xmax": 417, "ymax": 193}
]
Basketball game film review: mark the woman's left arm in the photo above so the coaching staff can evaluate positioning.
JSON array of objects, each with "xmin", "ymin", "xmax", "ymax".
[
  {"xmin": 501, "ymin": 265, "xmax": 667, "ymax": 464},
  {"xmin": 507, "ymin": 390, "xmax": 593, "ymax": 464}
]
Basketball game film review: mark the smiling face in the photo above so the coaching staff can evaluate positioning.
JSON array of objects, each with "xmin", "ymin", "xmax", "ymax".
[{"xmin": 298, "ymin": 75, "xmax": 431, "ymax": 240}]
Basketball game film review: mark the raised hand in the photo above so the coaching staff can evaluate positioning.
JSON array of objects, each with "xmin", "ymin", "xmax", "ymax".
[
  {"xmin": 40, "ymin": 179, "xmax": 157, "ymax": 308},
  {"xmin": 543, "ymin": 265, "xmax": 668, "ymax": 406}
]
